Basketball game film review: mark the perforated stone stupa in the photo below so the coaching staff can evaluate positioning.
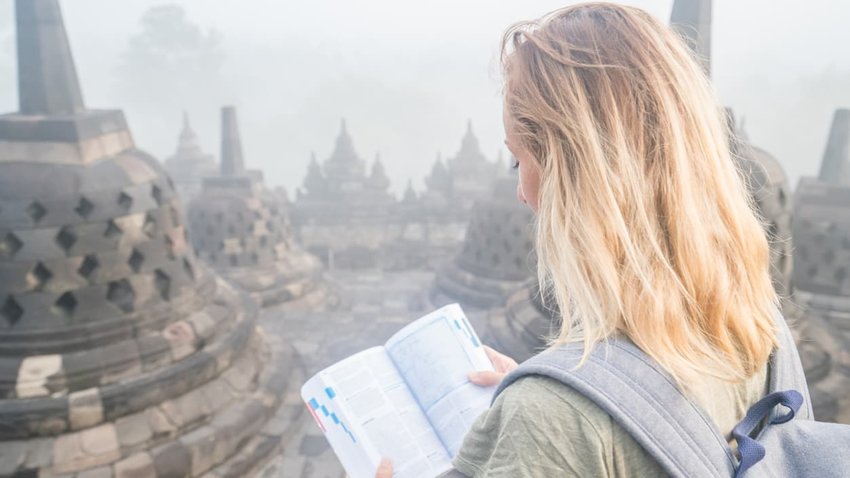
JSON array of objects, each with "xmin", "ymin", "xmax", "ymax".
[
  {"xmin": 187, "ymin": 107, "xmax": 327, "ymax": 308},
  {"xmin": 163, "ymin": 112, "xmax": 218, "ymax": 202},
  {"xmin": 0, "ymin": 1, "xmax": 296, "ymax": 475},
  {"xmin": 430, "ymin": 174, "xmax": 535, "ymax": 309}
]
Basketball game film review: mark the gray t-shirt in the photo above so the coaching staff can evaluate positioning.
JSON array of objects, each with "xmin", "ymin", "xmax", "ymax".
[{"xmin": 451, "ymin": 366, "xmax": 768, "ymax": 477}]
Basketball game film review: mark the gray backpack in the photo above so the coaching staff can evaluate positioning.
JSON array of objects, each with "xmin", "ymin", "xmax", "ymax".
[{"xmin": 493, "ymin": 312, "xmax": 850, "ymax": 477}]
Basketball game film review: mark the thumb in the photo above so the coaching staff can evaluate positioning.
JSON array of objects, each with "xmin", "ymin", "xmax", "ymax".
[
  {"xmin": 468, "ymin": 370, "xmax": 506, "ymax": 387},
  {"xmin": 375, "ymin": 457, "xmax": 393, "ymax": 478}
]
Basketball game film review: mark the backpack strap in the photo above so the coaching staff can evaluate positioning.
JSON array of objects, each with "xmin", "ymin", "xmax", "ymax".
[
  {"xmin": 494, "ymin": 339, "xmax": 736, "ymax": 478},
  {"xmin": 766, "ymin": 308, "xmax": 813, "ymax": 420}
]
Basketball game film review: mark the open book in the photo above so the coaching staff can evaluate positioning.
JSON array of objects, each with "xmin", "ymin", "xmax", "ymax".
[{"xmin": 301, "ymin": 304, "xmax": 495, "ymax": 478}]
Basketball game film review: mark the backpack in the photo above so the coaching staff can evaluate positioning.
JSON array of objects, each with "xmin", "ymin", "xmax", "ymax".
[{"xmin": 492, "ymin": 310, "xmax": 850, "ymax": 477}]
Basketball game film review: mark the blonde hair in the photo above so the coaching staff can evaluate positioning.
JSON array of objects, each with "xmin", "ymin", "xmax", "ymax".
[{"xmin": 502, "ymin": 3, "xmax": 777, "ymax": 390}]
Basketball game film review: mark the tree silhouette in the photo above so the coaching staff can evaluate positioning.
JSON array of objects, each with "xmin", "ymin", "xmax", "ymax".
[{"xmin": 115, "ymin": 4, "xmax": 226, "ymax": 114}]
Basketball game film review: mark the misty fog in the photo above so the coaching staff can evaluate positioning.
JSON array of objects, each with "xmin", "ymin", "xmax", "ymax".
[{"xmin": 1, "ymin": 0, "xmax": 848, "ymax": 195}]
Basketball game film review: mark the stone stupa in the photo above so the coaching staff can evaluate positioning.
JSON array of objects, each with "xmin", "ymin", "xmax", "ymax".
[
  {"xmin": 186, "ymin": 107, "xmax": 328, "ymax": 308},
  {"xmin": 0, "ymin": 1, "xmax": 298, "ymax": 475},
  {"xmin": 430, "ymin": 173, "xmax": 535, "ymax": 309}
]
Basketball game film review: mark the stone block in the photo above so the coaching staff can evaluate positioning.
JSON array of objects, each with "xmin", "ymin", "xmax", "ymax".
[
  {"xmin": 114, "ymin": 452, "xmax": 154, "ymax": 478},
  {"xmin": 115, "ymin": 410, "xmax": 153, "ymax": 449},
  {"xmin": 148, "ymin": 407, "xmax": 177, "ymax": 439},
  {"xmin": 77, "ymin": 466, "xmax": 114, "ymax": 478},
  {"xmin": 99, "ymin": 341, "xmax": 142, "ymax": 384},
  {"xmin": 22, "ymin": 436, "xmax": 54, "ymax": 469},
  {"xmin": 16, "ymin": 354, "xmax": 63, "ymax": 398},
  {"xmin": 199, "ymin": 378, "xmax": 235, "ymax": 413},
  {"xmin": 68, "ymin": 387, "xmax": 104, "ymax": 430},
  {"xmin": 81, "ymin": 424, "xmax": 121, "ymax": 456},
  {"xmin": 151, "ymin": 441, "xmax": 191, "ymax": 478},
  {"xmin": 135, "ymin": 335, "xmax": 171, "ymax": 373},
  {"xmin": 184, "ymin": 311, "xmax": 216, "ymax": 342},
  {"xmin": 0, "ymin": 439, "xmax": 28, "ymax": 475},
  {"xmin": 179, "ymin": 425, "xmax": 221, "ymax": 477},
  {"xmin": 162, "ymin": 321, "xmax": 196, "ymax": 361},
  {"xmin": 52, "ymin": 425, "xmax": 120, "ymax": 473}
]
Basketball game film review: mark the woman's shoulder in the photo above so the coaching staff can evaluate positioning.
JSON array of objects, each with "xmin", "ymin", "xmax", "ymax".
[
  {"xmin": 453, "ymin": 375, "xmax": 665, "ymax": 477},
  {"xmin": 498, "ymin": 374, "xmax": 612, "ymax": 431}
]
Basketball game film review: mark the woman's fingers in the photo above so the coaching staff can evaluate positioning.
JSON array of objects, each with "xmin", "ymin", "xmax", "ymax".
[
  {"xmin": 482, "ymin": 346, "xmax": 518, "ymax": 373},
  {"xmin": 375, "ymin": 458, "xmax": 393, "ymax": 478},
  {"xmin": 468, "ymin": 370, "xmax": 506, "ymax": 387}
]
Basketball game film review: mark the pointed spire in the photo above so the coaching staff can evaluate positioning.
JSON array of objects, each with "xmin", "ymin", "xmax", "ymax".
[
  {"xmin": 818, "ymin": 109, "xmax": 850, "ymax": 185},
  {"xmin": 220, "ymin": 106, "xmax": 245, "ymax": 177},
  {"xmin": 372, "ymin": 152, "xmax": 385, "ymax": 174},
  {"xmin": 176, "ymin": 110, "xmax": 204, "ymax": 158},
  {"xmin": 369, "ymin": 152, "xmax": 390, "ymax": 191},
  {"xmin": 16, "ymin": 0, "xmax": 86, "ymax": 115},
  {"xmin": 455, "ymin": 119, "xmax": 485, "ymax": 165},
  {"xmin": 328, "ymin": 117, "xmax": 361, "ymax": 168},
  {"xmin": 670, "ymin": 0, "xmax": 712, "ymax": 77},
  {"xmin": 403, "ymin": 179, "xmax": 418, "ymax": 203},
  {"xmin": 178, "ymin": 110, "xmax": 199, "ymax": 148}
]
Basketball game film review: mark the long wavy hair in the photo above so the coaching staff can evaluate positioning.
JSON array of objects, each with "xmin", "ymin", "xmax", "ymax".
[{"xmin": 502, "ymin": 3, "xmax": 777, "ymax": 390}]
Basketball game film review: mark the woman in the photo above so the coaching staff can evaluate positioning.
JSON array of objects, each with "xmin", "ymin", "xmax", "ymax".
[{"xmin": 380, "ymin": 2, "xmax": 782, "ymax": 476}]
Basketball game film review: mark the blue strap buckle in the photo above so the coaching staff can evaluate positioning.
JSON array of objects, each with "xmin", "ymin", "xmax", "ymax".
[{"xmin": 731, "ymin": 390, "xmax": 804, "ymax": 477}]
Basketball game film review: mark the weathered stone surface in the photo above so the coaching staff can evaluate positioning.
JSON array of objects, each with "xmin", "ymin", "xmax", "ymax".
[
  {"xmin": 52, "ymin": 424, "xmax": 120, "ymax": 473},
  {"xmin": 114, "ymin": 452, "xmax": 154, "ymax": 478},
  {"xmin": 151, "ymin": 442, "xmax": 191, "ymax": 478},
  {"xmin": 0, "ymin": 2, "xmax": 298, "ymax": 476},
  {"xmin": 114, "ymin": 410, "xmax": 153, "ymax": 449},
  {"xmin": 77, "ymin": 465, "xmax": 113, "ymax": 478},
  {"xmin": 16, "ymin": 354, "xmax": 64, "ymax": 398},
  {"xmin": 68, "ymin": 388, "xmax": 103, "ymax": 430}
]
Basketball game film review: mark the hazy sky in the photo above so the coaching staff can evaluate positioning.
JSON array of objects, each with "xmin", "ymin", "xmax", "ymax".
[{"xmin": 1, "ymin": 0, "xmax": 849, "ymax": 195}]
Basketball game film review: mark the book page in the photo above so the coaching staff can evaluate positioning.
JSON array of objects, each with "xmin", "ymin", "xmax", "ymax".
[
  {"xmin": 385, "ymin": 304, "xmax": 496, "ymax": 456},
  {"xmin": 301, "ymin": 346, "xmax": 452, "ymax": 478}
]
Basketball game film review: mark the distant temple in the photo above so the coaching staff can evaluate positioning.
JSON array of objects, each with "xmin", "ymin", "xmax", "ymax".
[
  {"xmin": 187, "ymin": 107, "xmax": 329, "ymax": 308},
  {"xmin": 291, "ymin": 120, "xmax": 399, "ymax": 268},
  {"xmin": 163, "ymin": 112, "xmax": 217, "ymax": 202},
  {"xmin": 294, "ymin": 119, "xmax": 395, "ymax": 218},
  {"xmin": 0, "ymin": 1, "xmax": 297, "ymax": 475},
  {"xmin": 420, "ymin": 121, "xmax": 502, "ymax": 219}
]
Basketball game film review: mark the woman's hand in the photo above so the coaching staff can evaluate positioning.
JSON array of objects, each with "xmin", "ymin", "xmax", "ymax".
[
  {"xmin": 375, "ymin": 458, "xmax": 393, "ymax": 478},
  {"xmin": 468, "ymin": 346, "xmax": 518, "ymax": 387}
]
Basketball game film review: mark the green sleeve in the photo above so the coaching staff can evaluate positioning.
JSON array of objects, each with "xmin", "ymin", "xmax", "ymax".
[{"xmin": 452, "ymin": 376, "xmax": 666, "ymax": 478}]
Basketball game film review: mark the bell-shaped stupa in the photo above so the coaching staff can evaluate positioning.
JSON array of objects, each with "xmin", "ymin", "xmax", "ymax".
[
  {"xmin": 0, "ymin": 1, "xmax": 298, "ymax": 474},
  {"xmin": 187, "ymin": 107, "xmax": 328, "ymax": 308}
]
